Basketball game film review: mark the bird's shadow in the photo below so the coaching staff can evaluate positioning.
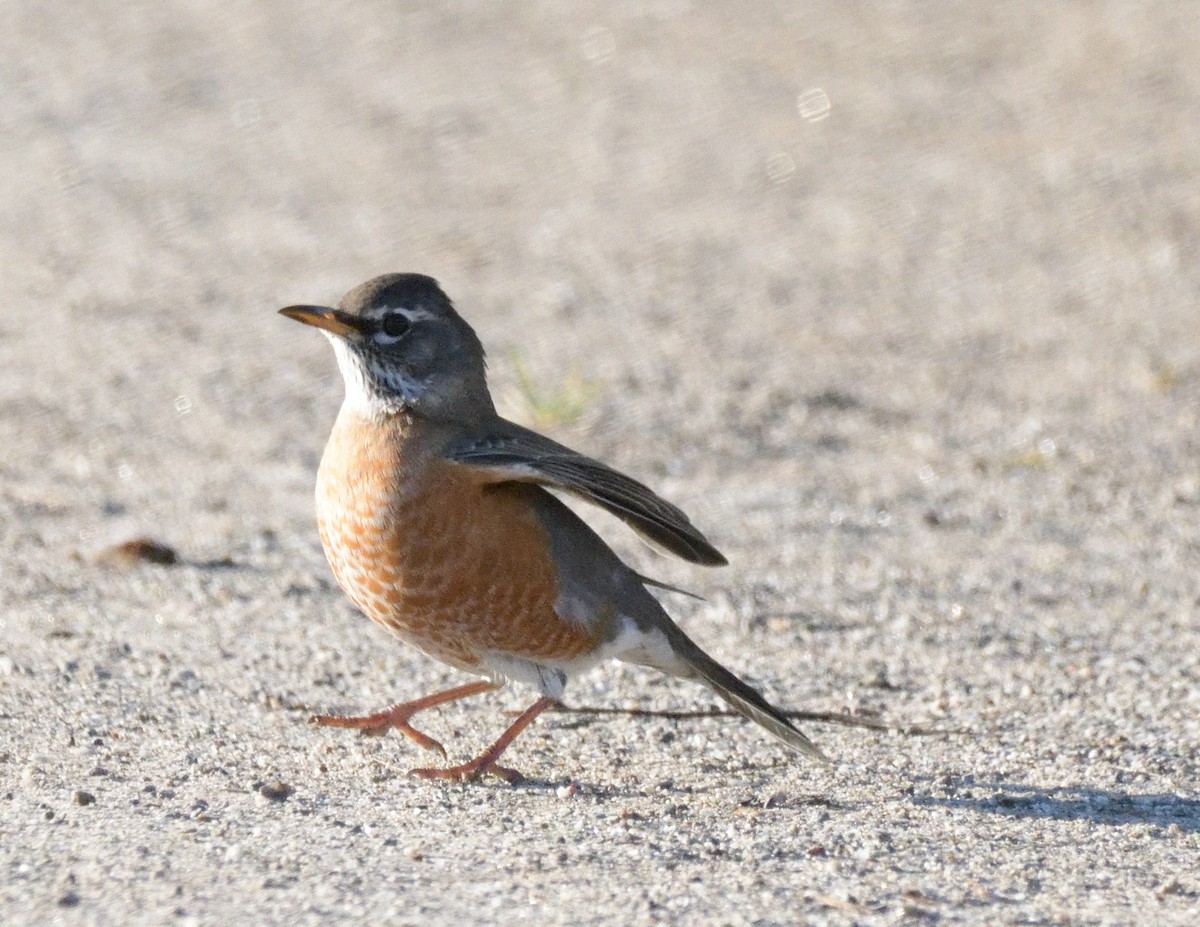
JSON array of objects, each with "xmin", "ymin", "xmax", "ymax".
[{"xmin": 910, "ymin": 780, "xmax": 1200, "ymax": 832}]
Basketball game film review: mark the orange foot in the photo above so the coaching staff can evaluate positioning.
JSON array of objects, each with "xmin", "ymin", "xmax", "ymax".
[
  {"xmin": 310, "ymin": 680, "xmax": 498, "ymax": 757},
  {"xmin": 312, "ymin": 706, "xmax": 447, "ymax": 756},
  {"xmin": 408, "ymin": 757, "xmax": 524, "ymax": 784},
  {"xmin": 407, "ymin": 696, "xmax": 555, "ymax": 786}
]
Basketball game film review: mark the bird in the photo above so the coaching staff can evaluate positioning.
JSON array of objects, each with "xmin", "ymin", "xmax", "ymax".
[{"xmin": 280, "ymin": 273, "xmax": 827, "ymax": 782}]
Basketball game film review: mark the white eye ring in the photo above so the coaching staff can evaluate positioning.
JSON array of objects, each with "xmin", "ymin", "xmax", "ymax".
[
  {"xmin": 371, "ymin": 306, "xmax": 439, "ymax": 344},
  {"xmin": 378, "ymin": 312, "xmax": 411, "ymax": 342}
]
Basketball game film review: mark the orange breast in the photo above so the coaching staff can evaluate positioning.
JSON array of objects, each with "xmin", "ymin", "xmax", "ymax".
[{"xmin": 315, "ymin": 409, "xmax": 599, "ymax": 673}]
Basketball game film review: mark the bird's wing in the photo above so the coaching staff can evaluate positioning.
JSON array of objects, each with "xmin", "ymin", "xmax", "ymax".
[{"xmin": 444, "ymin": 421, "xmax": 727, "ymax": 566}]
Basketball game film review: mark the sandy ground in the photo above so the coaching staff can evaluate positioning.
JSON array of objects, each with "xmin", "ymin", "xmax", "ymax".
[{"xmin": 2, "ymin": 2, "xmax": 1199, "ymax": 924}]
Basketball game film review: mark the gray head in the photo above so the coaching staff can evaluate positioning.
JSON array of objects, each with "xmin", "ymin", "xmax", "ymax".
[{"xmin": 280, "ymin": 274, "xmax": 494, "ymax": 423}]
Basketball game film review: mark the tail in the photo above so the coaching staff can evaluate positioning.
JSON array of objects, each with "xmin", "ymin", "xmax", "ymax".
[{"xmin": 667, "ymin": 632, "xmax": 830, "ymax": 763}]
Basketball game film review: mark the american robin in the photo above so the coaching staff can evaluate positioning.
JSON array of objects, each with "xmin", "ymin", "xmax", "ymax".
[{"xmin": 281, "ymin": 273, "xmax": 827, "ymax": 782}]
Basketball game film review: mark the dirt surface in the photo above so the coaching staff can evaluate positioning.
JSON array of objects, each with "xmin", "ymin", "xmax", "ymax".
[{"xmin": 2, "ymin": 2, "xmax": 1198, "ymax": 925}]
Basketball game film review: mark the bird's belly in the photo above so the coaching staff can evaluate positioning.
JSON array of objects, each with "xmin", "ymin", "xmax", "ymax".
[{"xmin": 314, "ymin": 416, "xmax": 599, "ymax": 672}]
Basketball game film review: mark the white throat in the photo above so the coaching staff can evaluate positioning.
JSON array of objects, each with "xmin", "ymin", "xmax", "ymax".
[{"xmin": 329, "ymin": 335, "xmax": 410, "ymax": 418}]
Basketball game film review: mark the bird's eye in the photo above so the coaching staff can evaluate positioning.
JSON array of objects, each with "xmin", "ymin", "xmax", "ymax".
[{"xmin": 380, "ymin": 313, "xmax": 410, "ymax": 338}]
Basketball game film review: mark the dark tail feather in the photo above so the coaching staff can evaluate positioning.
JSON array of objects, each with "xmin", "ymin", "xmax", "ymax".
[{"xmin": 672, "ymin": 636, "xmax": 829, "ymax": 763}]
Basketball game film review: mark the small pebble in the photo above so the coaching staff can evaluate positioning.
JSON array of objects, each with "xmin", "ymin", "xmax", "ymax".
[
  {"xmin": 94, "ymin": 538, "xmax": 179, "ymax": 568},
  {"xmin": 1154, "ymin": 877, "xmax": 1184, "ymax": 899},
  {"xmin": 258, "ymin": 780, "xmax": 294, "ymax": 802},
  {"xmin": 556, "ymin": 783, "xmax": 578, "ymax": 799},
  {"xmin": 73, "ymin": 790, "xmax": 96, "ymax": 806}
]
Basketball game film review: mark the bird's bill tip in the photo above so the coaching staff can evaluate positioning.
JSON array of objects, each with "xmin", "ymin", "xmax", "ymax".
[{"xmin": 278, "ymin": 305, "xmax": 360, "ymax": 338}]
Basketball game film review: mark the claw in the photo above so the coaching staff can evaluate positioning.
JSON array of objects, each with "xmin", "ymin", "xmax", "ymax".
[{"xmin": 406, "ymin": 696, "xmax": 553, "ymax": 786}]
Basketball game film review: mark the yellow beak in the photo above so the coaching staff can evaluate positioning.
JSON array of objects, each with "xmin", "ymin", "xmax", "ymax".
[{"xmin": 278, "ymin": 305, "xmax": 362, "ymax": 338}]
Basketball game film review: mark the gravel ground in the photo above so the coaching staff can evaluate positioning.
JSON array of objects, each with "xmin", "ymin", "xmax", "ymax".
[{"xmin": 2, "ymin": 2, "xmax": 1198, "ymax": 925}]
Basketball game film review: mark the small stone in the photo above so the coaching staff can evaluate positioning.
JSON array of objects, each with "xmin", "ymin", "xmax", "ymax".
[
  {"xmin": 556, "ymin": 783, "xmax": 578, "ymax": 799},
  {"xmin": 73, "ymin": 790, "xmax": 96, "ymax": 806},
  {"xmin": 403, "ymin": 846, "xmax": 423, "ymax": 861},
  {"xmin": 94, "ymin": 538, "xmax": 179, "ymax": 568},
  {"xmin": 258, "ymin": 780, "xmax": 294, "ymax": 802},
  {"xmin": 58, "ymin": 891, "xmax": 81, "ymax": 908},
  {"xmin": 1154, "ymin": 877, "xmax": 1184, "ymax": 899}
]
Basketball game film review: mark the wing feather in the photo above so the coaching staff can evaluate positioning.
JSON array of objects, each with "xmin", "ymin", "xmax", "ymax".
[{"xmin": 445, "ymin": 423, "xmax": 727, "ymax": 566}]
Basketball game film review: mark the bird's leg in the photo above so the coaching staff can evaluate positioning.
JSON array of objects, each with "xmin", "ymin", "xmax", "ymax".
[
  {"xmin": 409, "ymin": 696, "xmax": 556, "ymax": 784},
  {"xmin": 311, "ymin": 679, "xmax": 499, "ymax": 758}
]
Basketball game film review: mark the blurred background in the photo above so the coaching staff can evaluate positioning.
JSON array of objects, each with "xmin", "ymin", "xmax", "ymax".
[
  {"xmin": 4, "ymin": 0, "xmax": 1196, "ymax": 563},
  {"xmin": 2, "ymin": 2, "xmax": 1199, "ymax": 923}
]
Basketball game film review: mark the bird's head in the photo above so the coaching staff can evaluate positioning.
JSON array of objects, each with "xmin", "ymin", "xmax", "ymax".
[{"xmin": 281, "ymin": 273, "xmax": 493, "ymax": 423}]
